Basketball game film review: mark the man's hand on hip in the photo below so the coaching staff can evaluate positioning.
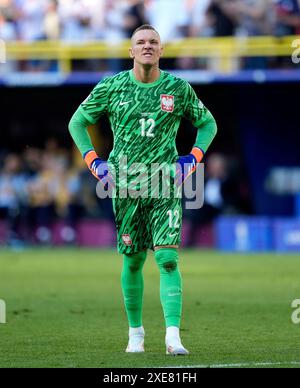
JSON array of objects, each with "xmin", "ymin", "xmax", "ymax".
[
  {"xmin": 175, "ymin": 147, "xmax": 204, "ymax": 186},
  {"xmin": 84, "ymin": 150, "xmax": 113, "ymax": 189}
]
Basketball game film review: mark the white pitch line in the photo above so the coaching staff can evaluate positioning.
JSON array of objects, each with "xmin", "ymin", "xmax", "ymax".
[{"xmin": 163, "ymin": 361, "xmax": 300, "ymax": 369}]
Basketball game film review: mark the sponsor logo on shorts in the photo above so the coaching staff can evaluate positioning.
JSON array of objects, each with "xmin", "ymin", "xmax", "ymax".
[{"xmin": 122, "ymin": 234, "xmax": 133, "ymax": 246}]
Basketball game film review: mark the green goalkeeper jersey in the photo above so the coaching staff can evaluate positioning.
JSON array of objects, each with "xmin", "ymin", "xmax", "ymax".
[{"xmin": 78, "ymin": 69, "xmax": 215, "ymax": 170}]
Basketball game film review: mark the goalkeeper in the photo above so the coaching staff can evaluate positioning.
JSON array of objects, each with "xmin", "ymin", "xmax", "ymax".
[{"xmin": 69, "ymin": 25, "xmax": 217, "ymax": 355}]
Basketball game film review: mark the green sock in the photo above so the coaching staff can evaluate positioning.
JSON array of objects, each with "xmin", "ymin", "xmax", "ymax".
[
  {"xmin": 155, "ymin": 248, "xmax": 182, "ymax": 328},
  {"xmin": 121, "ymin": 251, "xmax": 147, "ymax": 328}
]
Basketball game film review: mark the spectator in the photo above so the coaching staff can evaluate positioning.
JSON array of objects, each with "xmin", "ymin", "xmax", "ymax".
[
  {"xmin": 0, "ymin": 2, "xmax": 17, "ymax": 70},
  {"xmin": 235, "ymin": 0, "xmax": 271, "ymax": 69},
  {"xmin": 145, "ymin": 0, "xmax": 190, "ymax": 42},
  {"xmin": 236, "ymin": 0, "xmax": 271, "ymax": 36},
  {"xmin": 44, "ymin": 0, "xmax": 60, "ymax": 40},
  {"xmin": 51, "ymin": 155, "xmax": 83, "ymax": 245},
  {"xmin": 102, "ymin": 0, "xmax": 128, "ymax": 72},
  {"xmin": 202, "ymin": 153, "xmax": 228, "ymax": 219},
  {"xmin": 0, "ymin": 154, "xmax": 28, "ymax": 246},
  {"xmin": 184, "ymin": 153, "xmax": 239, "ymax": 246},
  {"xmin": 189, "ymin": 0, "xmax": 213, "ymax": 37},
  {"xmin": 59, "ymin": 0, "xmax": 95, "ymax": 42},
  {"xmin": 206, "ymin": 0, "xmax": 239, "ymax": 36},
  {"xmin": 0, "ymin": 9, "xmax": 17, "ymax": 73},
  {"xmin": 0, "ymin": 10, "xmax": 16, "ymax": 40},
  {"xmin": 23, "ymin": 147, "xmax": 42, "ymax": 178},
  {"xmin": 88, "ymin": 0, "xmax": 106, "ymax": 40},
  {"xmin": 26, "ymin": 152, "xmax": 56, "ymax": 244},
  {"xmin": 175, "ymin": 0, "xmax": 214, "ymax": 69},
  {"xmin": 0, "ymin": 0, "xmax": 16, "ymax": 23},
  {"xmin": 273, "ymin": 0, "xmax": 300, "ymax": 36},
  {"xmin": 24, "ymin": 145, "xmax": 84, "ymax": 245},
  {"xmin": 123, "ymin": 0, "xmax": 147, "ymax": 38},
  {"xmin": 16, "ymin": 0, "xmax": 48, "ymax": 41}
]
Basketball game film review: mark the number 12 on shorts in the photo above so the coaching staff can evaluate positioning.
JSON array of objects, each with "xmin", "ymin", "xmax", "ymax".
[{"xmin": 167, "ymin": 210, "xmax": 180, "ymax": 229}]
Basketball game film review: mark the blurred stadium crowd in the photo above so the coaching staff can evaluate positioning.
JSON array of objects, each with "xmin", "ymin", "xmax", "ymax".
[
  {"xmin": 0, "ymin": 0, "xmax": 299, "ymax": 43},
  {"xmin": 0, "ymin": 142, "xmax": 115, "ymax": 246},
  {"xmin": 0, "ymin": 1, "xmax": 298, "ymax": 248},
  {"xmin": 0, "ymin": 142, "xmax": 250, "ymax": 246}
]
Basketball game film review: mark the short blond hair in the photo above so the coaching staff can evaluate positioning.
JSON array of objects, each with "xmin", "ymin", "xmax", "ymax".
[{"xmin": 131, "ymin": 24, "xmax": 160, "ymax": 39}]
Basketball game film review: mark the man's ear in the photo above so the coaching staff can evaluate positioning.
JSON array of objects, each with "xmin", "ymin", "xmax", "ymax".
[
  {"xmin": 129, "ymin": 48, "xmax": 135, "ymax": 59},
  {"xmin": 160, "ymin": 45, "xmax": 164, "ymax": 58}
]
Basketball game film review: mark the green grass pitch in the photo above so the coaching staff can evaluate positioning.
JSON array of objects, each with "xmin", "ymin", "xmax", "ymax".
[{"xmin": 0, "ymin": 248, "xmax": 300, "ymax": 368}]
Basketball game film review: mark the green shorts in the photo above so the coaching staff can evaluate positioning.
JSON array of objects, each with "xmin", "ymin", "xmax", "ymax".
[{"xmin": 113, "ymin": 196, "xmax": 182, "ymax": 254}]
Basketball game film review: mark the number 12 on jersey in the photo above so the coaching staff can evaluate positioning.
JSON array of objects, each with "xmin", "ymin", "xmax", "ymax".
[{"xmin": 140, "ymin": 118, "xmax": 156, "ymax": 138}]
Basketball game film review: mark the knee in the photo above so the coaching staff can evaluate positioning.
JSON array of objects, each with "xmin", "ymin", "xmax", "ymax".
[
  {"xmin": 162, "ymin": 260, "xmax": 177, "ymax": 273},
  {"xmin": 129, "ymin": 261, "xmax": 142, "ymax": 274},
  {"xmin": 124, "ymin": 251, "xmax": 147, "ymax": 273},
  {"xmin": 155, "ymin": 249, "xmax": 178, "ymax": 273}
]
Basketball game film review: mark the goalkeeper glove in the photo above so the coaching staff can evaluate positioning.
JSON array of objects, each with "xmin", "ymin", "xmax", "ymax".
[
  {"xmin": 175, "ymin": 147, "xmax": 204, "ymax": 186},
  {"xmin": 83, "ymin": 150, "xmax": 112, "ymax": 188}
]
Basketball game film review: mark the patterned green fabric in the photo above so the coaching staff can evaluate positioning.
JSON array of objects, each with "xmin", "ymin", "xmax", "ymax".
[
  {"xmin": 70, "ymin": 69, "xmax": 217, "ymax": 252},
  {"xmin": 114, "ymin": 197, "xmax": 182, "ymax": 254},
  {"xmin": 78, "ymin": 69, "xmax": 216, "ymax": 165},
  {"xmin": 155, "ymin": 248, "xmax": 182, "ymax": 328},
  {"xmin": 121, "ymin": 251, "xmax": 147, "ymax": 327}
]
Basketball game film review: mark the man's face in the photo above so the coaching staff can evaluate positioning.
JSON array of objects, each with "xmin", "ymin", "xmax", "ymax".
[{"xmin": 130, "ymin": 29, "xmax": 163, "ymax": 67}]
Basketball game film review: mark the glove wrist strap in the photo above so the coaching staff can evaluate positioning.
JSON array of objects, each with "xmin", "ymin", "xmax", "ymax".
[
  {"xmin": 191, "ymin": 147, "xmax": 204, "ymax": 164},
  {"xmin": 84, "ymin": 150, "xmax": 99, "ymax": 168}
]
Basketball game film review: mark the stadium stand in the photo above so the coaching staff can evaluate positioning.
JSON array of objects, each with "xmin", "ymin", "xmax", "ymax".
[{"xmin": 0, "ymin": 0, "xmax": 300, "ymax": 250}]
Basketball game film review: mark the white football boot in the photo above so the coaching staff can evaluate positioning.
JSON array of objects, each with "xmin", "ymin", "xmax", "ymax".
[
  {"xmin": 165, "ymin": 326, "xmax": 189, "ymax": 356},
  {"xmin": 126, "ymin": 327, "xmax": 145, "ymax": 353}
]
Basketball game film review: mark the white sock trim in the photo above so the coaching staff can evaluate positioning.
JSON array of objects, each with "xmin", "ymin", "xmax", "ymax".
[
  {"xmin": 129, "ymin": 326, "xmax": 144, "ymax": 336},
  {"xmin": 166, "ymin": 326, "xmax": 180, "ymax": 339}
]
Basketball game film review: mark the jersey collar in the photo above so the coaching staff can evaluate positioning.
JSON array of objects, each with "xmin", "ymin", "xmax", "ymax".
[{"xmin": 129, "ymin": 69, "xmax": 165, "ymax": 88}]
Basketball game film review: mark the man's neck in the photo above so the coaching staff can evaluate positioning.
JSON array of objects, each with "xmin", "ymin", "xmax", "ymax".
[{"xmin": 133, "ymin": 65, "xmax": 161, "ymax": 84}]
